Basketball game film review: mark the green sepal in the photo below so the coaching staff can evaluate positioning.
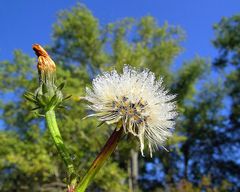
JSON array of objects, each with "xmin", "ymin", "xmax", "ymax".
[
  {"xmin": 31, "ymin": 106, "xmax": 42, "ymax": 111},
  {"xmin": 26, "ymin": 80, "xmax": 67, "ymax": 112},
  {"xmin": 33, "ymin": 112, "xmax": 45, "ymax": 117},
  {"xmin": 25, "ymin": 91, "xmax": 35, "ymax": 97},
  {"xmin": 63, "ymin": 95, "xmax": 72, "ymax": 101},
  {"xmin": 48, "ymin": 94, "xmax": 58, "ymax": 107},
  {"xmin": 24, "ymin": 93, "xmax": 37, "ymax": 103},
  {"xmin": 57, "ymin": 82, "xmax": 65, "ymax": 90},
  {"xmin": 42, "ymin": 83, "xmax": 48, "ymax": 94},
  {"xmin": 36, "ymin": 93, "xmax": 47, "ymax": 107}
]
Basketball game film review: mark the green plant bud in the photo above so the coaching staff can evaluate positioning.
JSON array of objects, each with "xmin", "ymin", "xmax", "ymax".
[{"xmin": 25, "ymin": 44, "xmax": 66, "ymax": 111}]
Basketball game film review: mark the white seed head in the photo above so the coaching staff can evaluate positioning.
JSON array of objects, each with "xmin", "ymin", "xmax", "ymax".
[{"xmin": 84, "ymin": 65, "xmax": 177, "ymax": 157}]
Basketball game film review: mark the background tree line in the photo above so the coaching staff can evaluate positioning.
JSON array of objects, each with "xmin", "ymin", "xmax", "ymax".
[{"xmin": 0, "ymin": 4, "xmax": 239, "ymax": 192}]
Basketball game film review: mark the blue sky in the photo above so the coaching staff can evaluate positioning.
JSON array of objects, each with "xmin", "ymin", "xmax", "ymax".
[{"xmin": 0, "ymin": 0, "xmax": 239, "ymax": 65}]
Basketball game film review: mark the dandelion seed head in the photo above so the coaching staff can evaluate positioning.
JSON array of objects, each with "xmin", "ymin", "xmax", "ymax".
[{"xmin": 85, "ymin": 65, "xmax": 177, "ymax": 157}]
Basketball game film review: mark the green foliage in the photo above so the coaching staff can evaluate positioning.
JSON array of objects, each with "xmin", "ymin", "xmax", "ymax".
[
  {"xmin": 172, "ymin": 57, "xmax": 209, "ymax": 107},
  {"xmin": 52, "ymin": 3, "xmax": 107, "ymax": 68},
  {"xmin": 0, "ymin": 131, "xmax": 54, "ymax": 191},
  {"xmin": 0, "ymin": 3, "xmax": 237, "ymax": 192},
  {"xmin": 213, "ymin": 15, "xmax": 240, "ymax": 130},
  {"xmin": 213, "ymin": 15, "xmax": 240, "ymax": 67},
  {"xmin": 212, "ymin": 15, "xmax": 240, "ymax": 190},
  {"xmin": 0, "ymin": 50, "xmax": 35, "ymax": 92}
]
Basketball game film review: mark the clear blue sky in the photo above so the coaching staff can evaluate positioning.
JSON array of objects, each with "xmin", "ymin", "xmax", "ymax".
[{"xmin": 0, "ymin": 0, "xmax": 239, "ymax": 64}]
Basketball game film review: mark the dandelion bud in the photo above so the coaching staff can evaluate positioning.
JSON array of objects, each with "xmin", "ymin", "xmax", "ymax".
[
  {"xmin": 24, "ymin": 44, "xmax": 67, "ymax": 111},
  {"xmin": 32, "ymin": 44, "xmax": 56, "ymax": 85}
]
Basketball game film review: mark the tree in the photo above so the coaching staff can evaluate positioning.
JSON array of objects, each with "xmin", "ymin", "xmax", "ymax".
[
  {"xmin": 212, "ymin": 15, "xmax": 240, "ymax": 190},
  {"xmin": 0, "ymin": 3, "xmax": 228, "ymax": 192}
]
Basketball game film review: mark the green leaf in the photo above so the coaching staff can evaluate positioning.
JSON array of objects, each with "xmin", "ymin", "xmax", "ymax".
[{"xmin": 57, "ymin": 82, "xmax": 65, "ymax": 90}]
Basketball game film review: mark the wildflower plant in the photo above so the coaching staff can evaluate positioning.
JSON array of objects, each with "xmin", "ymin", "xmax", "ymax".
[
  {"xmin": 25, "ymin": 44, "xmax": 177, "ymax": 192},
  {"xmin": 84, "ymin": 66, "xmax": 177, "ymax": 157}
]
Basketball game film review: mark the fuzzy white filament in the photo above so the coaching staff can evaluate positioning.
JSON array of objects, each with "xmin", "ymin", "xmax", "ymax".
[{"xmin": 85, "ymin": 65, "xmax": 177, "ymax": 157}]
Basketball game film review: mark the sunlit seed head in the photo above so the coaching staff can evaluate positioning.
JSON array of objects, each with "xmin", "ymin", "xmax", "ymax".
[{"xmin": 84, "ymin": 65, "xmax": 177, "ymax": 157}]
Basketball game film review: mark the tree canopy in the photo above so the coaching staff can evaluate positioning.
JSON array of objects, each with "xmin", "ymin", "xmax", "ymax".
[{"xmin": 0, "ymin": 3, "xmax": 239, "ymax": 192}]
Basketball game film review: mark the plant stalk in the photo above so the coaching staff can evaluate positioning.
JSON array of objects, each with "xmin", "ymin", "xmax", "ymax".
[
  {"xmin": 76, "ymin": 127, "xmax": 123, "ymax": 192},
  {"xmin": 45, "ymin": 109, "xmax": 76, "ymax": 187}
]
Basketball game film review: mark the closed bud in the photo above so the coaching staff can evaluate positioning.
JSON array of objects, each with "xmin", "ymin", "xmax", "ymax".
[
  {"xmin": 27, "ymin": 43, "xmax": 65, "ymax": 111},
  {"xmin": 32, "ymin": 44, "xmax": 56, "ymax": 85}
]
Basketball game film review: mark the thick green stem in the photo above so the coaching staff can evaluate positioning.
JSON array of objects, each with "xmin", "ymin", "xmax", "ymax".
[
  {"xmin": 76, "ymin": 127, "xmax": 123, "ymax": 192},
  {"xmin": 45, "ymin": 110, "xmax": 76, "ymax": 186}
]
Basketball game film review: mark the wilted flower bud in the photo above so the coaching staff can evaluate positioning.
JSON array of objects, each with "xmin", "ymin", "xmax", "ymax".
[
  {"xmin": 33, "ymin": 44, "xmax": 56, "ymax": 85},
  {"xmin": 24, "ymin": 44, "xmax": 68, "ymax": 111}
]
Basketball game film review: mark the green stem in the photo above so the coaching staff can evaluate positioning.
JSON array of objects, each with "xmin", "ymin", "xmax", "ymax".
[
  {"xmin": 76, "ymin": 127, "xmax": 123, "ymax": 192},
  {"xmin": 45, "ymin": 110, "xmax": 76, "ymax": 187}
]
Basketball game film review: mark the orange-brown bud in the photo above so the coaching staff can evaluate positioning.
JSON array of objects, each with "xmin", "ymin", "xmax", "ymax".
[{"xmin": 32, "ymin": 44, "xmax": 56, "ymax": 74}]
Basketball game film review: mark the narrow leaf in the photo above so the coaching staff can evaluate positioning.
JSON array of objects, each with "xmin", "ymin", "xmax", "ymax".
[
  {"xmin": 57, "ymin": 82, "xmax": 65, "ymax": 90},
  {"xmin": 24, "ymin": 93, "xmax": 37, "ymax": 103},
  {"xmin": 31, "ymin": 106, "xmax": 41, "ymax": 111},
  {"xmin": 63, "ymin": 95, "xmax": 72, "ymax": 101}
]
